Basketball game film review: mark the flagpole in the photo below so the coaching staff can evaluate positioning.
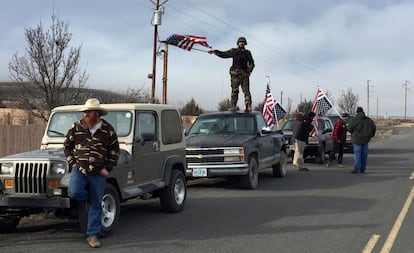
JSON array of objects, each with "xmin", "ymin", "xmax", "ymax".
[{"xmin": 191, "ymin": 47, "xmax": 210, "ymax": 53}]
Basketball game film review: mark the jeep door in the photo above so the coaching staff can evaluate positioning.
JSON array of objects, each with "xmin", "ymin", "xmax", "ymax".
[{"xmin": 131, "ymin": 111, "xmax": 164, "ymax": 184}]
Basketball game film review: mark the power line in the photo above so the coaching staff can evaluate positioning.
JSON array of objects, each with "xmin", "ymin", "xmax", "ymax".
[{"xmin": 168, "ymin": 0, "xmax": 348, "ymax": 84}]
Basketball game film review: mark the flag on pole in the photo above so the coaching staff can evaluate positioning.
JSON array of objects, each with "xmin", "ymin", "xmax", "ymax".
[
  {"xmin": 165, "ymin": 34, "xmax": 211, "ymax": 51},
  {"xmin": 311, "ymin": 88, "xmax": 333, "ymax": 116},
  {"xmin": 274, "ymin": 102, "xmax": 287, "ymax": 122},
  {"xmin": 263, "ymin": 84, "xmax": 275, "ymax": 127},
  {"xmin": 310, "ymin": 87, "xmax": 333, "ymax": 137},
  {"xmin": 263, "ymin": 84, "xmax": 287, "ymax": 128}
]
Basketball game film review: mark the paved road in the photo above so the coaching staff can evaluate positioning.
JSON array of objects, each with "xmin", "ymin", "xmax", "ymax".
[{"xmin": 1, "ymin": 126, "xmax": 414, "ymax": 253}]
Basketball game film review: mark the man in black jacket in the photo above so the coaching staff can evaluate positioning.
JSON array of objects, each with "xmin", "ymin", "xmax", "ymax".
[{"xmin": 292, "ymin": 112, "xmax": 315, "ymax": 171}]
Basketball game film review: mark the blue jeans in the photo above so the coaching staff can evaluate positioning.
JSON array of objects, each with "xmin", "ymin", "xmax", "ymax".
[
  {"xmin": 68, "ymin": 167, "xmax": 105, "ymax": 239},
  {"xmin": 353, "ymin": 144, "xmax": 369, "ymax": 172}
]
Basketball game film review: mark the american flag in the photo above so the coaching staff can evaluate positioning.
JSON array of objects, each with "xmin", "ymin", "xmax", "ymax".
[
  {"xmin": 263, "ymin": 84, "xmax": 286, "ymax": 128},
  {"xmin": 263, "ymin": 84, "xmax": 275, "ymax": 127},
  {"xmin": 310, "ymin": 87, "xmax": 333, "ymax": 137},
  {"xmin": 165, "ymin": 34, "xmax": 211, "ymax": 51},
  {"xmin": 274, "ymin": 102, "xmax": 287, "ymax": 122},
  {"xmin": 311, "ymin": 88, "xmax": 333, "ymax": 116}
]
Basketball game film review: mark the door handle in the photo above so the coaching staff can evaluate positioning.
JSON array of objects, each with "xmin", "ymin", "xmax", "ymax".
[{"xmin": 153, "ymin": 142, "xmax": 160, "ymax": 152}]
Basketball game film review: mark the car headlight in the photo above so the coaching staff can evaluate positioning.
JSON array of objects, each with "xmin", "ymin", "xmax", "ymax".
[
  {"xmin": 0, "ymin": 163, "xmax": 14, "ymax": 174},
  {"xmin": 224, "ymin": 148, "xmax": 244, "ymax": 162},
  {"xmin": 51, "ymin": 162, "xmax": 66, "ymax": 175}
]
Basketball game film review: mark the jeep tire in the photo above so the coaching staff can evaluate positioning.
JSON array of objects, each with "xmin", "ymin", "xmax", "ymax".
[
  {"xmin": 78, "ymin": 183, "xmax": 120, "ymax": 237},
  {"xmin": 0, "ymin": 216, "xmax": 20, "ymax": 233},
  {"xmin": 159, "ymin": 169, "xmax": 187, "ymax": 213}
]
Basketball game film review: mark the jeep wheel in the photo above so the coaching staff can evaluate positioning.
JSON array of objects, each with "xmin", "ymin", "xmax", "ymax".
[
  {"xmin": 240, "ymin": 157, "xmax": 258, "ymax": 189},
  {"xmin": 0, "ymin": 216, "xmax": 20, "ymax": 233},
  {"xmin": 272, "ymin": 151, "xmax": 287, "ymax": 178},
  {"xmin": 78, "ymin": 183, "xmax": 120, "ymax": 237},
  {"xmin": 159, "ymin": 169, "xmax": 187, "ymax": 213}
]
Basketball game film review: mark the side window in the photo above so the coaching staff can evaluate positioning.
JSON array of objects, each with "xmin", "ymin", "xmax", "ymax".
[
  {"xmin": 161, "ymin": 110, "xmax": 183, "ymax": 144},
  {"xmin": 134, "ymin": 112, "xmax": 157, "ymax": 142},
  {"xmin": 255, "ymin": 114, "xmax": 267, "ymax": 131},
  {"xmin": 103, "ymin": 111, "xmax": 133, "ymax": 137},
  {"xmin": 326, "ymin": 119, "xmax": 332, "ymax": 130}
]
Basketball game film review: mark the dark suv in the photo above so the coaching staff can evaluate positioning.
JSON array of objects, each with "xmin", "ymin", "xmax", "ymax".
[{"xmin": 281, "ymin": 116, "xmax": 334, "ymax": 163}]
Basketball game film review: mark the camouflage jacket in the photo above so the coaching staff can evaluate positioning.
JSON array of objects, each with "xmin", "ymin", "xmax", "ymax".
[
  {"xmin": 64, "ymin": 119, "xmax": 120, "ymax": 176},
  {"xmin": 214, "ymin": 48, "xmax": 255, "ymax": 72}
]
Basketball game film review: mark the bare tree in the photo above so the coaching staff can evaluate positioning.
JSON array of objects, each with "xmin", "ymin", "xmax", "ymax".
[
  {"xmin": 296, "ymin": 99, "xmax": 313, "ymax": 115},
  {"xmin": 254, "ymin": 102, "xmax": 264, "ymax": 112},
  {"xmin": 286, "ymin": 97, "xmax": 293, "ymax": 116},
  {"xmin": 337, "ymin": 88, "xmax": 359, "ymax": 114},
  {"xmin": 121, "ymin": 87, "xmax": 152, "ymax": 103},
  {"xmin": 218, "ymin": 99, "xmax": 232, "ymax": 111},
  {"xmin": 8, "ymin": 13, "xmax": 88, "ymax": 121},
  {"xmin": 180, "ymin": 98, "xmax": 203, "ymax": 116}
]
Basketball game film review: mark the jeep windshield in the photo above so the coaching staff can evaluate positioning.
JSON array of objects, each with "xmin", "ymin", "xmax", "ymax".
[
  {"xmin": 47, "ymin": 111, "xmax": 133, "ymax": 137},
  {"xmin": 187, "ymin": 114, "xmax": 255, "ymax": 136}
]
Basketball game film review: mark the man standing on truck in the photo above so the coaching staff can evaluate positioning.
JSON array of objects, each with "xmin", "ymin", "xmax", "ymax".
[
  {"xmin": 64, "ymin": 98, "xmax": 119, "ymax": 248},
  {"xmin": 208, "ymin": 36, "xmax": 255, "ymax": 112}
]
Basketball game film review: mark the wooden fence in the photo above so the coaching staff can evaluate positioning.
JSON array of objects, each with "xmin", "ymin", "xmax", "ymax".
[
  {"xmin": 0, "ymin": 125, "xmax": 46, "ymax": 158},
  {"xmin": 0, "ymin": 116, "xmax": 197, "ymax": 158}
]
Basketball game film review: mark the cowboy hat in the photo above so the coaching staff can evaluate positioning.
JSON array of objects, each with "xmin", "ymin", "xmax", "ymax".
[{"xmin": 79, "ymin": 98, "xmax": 107, "ymax": 116}]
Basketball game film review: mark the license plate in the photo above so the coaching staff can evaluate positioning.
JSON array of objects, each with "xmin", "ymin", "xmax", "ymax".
[{"xmin": 192, "ymin": 168, "xmax": 207, "ymax": 177}]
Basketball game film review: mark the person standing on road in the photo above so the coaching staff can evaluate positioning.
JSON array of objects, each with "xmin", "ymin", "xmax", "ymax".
[
  {"xmin": 327, "ymin": 112, "xmax": 349, "ymax": 168},
  {"xmin": 208, "ymin": 36, "xmax": 255, "ymax": 112},
  {"xmin": 347, "ymin": 107, "xmax": 376, "ymax": 174},
  {"xmin": 64, "ymin": 98, "xmax": 120, "ymax": 248},
  {"xmin": 292, "ymin": 112, "xmax": 316, "ymax": 171}
]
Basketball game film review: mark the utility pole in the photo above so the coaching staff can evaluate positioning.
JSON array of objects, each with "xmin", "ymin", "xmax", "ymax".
[
  {"xmin": 280, "ymin": 91, "xmax": 283, "ymax": 105},
  {"xmin": 162, "ymin": 43, "xmax": 168, "ymax": 104},
  {"xmin": 366, "ymin": 80, "xmax": 371, "ymax": 117},
  {"xmin": 403, "ymin": 80, "xmax": 409, "ymax": 120},
  {"xmin": 149, "ymin": 0, "xmax": 168, "ymax": 103},
  {"xmin": 376, "ymin": 97, "xmax": 379, "ymax": 119}
]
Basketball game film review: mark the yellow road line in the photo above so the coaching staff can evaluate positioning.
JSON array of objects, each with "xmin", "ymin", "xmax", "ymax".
[
  {"xmin": 362, "ymin": 234, "xmax": 380, "ymax": 253},
  {"xmin": 379, "ymin": 185, "xmax": 414, "ymax": 253}
]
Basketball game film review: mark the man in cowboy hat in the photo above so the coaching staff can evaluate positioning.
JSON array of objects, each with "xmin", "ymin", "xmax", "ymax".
[
  {"xmin": 64, "ymin": 98, "xmax": 119, "ymax": 248},
  {"xmin": 208, "ymin": 36, "xmax": 255, "ymax": 112}
]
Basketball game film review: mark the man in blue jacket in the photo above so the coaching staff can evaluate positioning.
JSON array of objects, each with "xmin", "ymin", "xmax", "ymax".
[{"xmin": 347, "ymin": 107, "xmax": 376, "ymax": 173}]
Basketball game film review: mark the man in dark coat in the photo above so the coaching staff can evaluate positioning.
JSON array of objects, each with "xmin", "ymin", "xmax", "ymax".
[
  {"xmin": 347, "ymin": 107, "xmax": 376, "ymax": 173},
  {"xmin": 292, "ymin": 112, "xmax": 315, "ymax": 171}
]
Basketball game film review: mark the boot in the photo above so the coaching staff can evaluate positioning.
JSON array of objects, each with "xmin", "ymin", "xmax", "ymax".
[{"xmin": 244, "ymin": 103, "xmax": 251, "ymax": 112}]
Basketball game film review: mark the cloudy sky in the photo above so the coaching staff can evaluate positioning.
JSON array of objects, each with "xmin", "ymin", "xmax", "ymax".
[{"xmin": 1, "ymin": 0, "xmax": 413, "ymax": 117}]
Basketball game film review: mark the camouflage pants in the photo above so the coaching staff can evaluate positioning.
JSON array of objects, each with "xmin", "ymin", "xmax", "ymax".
[{"xmin": 229, "ymin": 68, "xmax": 251, "ymax": 107}]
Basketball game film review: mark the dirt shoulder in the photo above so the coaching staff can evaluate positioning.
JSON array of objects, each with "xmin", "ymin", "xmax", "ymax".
[{"xmin": 373, "ymin": 119, "xmax": 414, "ymax": 138}]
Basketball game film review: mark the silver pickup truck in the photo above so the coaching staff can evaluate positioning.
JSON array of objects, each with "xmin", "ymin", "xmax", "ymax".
[{"xmin": 0, "ymin": 103, "xmax": 187, "ymax": 234}]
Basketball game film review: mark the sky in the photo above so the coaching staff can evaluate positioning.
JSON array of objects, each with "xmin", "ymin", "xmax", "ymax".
[{"xmin": 1, "ymin": 0, "xmax": 413, "ymax": 117}]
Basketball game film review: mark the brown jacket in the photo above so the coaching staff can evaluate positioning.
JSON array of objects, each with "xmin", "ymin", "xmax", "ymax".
[{"xmin": 64, "ymin": 119, "xmax": 119, "ymax": 176}]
